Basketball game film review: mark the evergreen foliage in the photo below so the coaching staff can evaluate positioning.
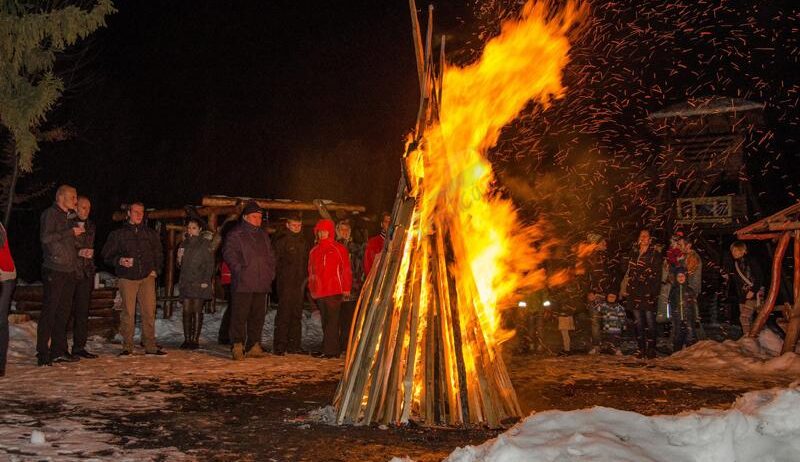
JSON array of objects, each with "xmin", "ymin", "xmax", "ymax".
[{"xmin": 0, "ymin": 0, "xmax": 116, "ymax": 171}]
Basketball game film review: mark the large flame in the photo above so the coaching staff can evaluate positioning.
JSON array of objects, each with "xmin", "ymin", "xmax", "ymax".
[
  {"xmin": 335, "ymin": 0, "xmax": 586, "ymax": 428},
  {"xmin": 406, "ymin": 1, "xmax": 585, "ymax": 344}
]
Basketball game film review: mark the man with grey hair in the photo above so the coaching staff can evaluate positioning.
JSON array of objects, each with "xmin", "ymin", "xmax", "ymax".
[{"xmin": 39, "ymin": 184, "xmax": 83, "ymax": 365}]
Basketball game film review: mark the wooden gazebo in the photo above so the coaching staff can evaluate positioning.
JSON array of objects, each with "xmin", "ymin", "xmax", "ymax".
[{"xmin": 735, "ymin": 201, "xmax": 800, "ymax": 354}]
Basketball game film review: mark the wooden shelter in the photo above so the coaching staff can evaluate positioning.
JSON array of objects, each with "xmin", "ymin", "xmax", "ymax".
[
  {"xmin": 111, "ymin": 195, "xmax": 366, "ymax": 318},
  {"xmin": 735, "ymin": 202, "xmax": 800, "ymax": 354}
]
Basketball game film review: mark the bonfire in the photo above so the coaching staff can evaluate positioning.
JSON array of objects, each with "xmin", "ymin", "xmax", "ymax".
[{"xmin": 334, "ymin": 1, "xmax": 587, "ymax": 428}]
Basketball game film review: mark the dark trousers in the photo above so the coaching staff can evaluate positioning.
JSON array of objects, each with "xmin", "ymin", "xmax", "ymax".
[
  {"xmin": 632, "ymin": 309, "xmax": 657, "ymax": 353},
  {"xmin": 274, "ymin": 280, "xmax": 305, "ymax": 353},
  {"xmin": 39, "ymin": 268, "xmax": 76, "ymax": 359},
  {"xmin": 229, "ymin": 291, "xmax": 267, "ymax": 351},
  {"xmin": 339, "ymin": 300, "xmax": 356, "ymax": 352},
  {"xmin": 318, "ymin": 295, "xmax": 342, "ymax": 356},
  {"xmin": 218, "ymin": 285, "xmax": 232, "ymax": 343},
  {"xmin": 671, "ymin": 318, "xmax": 695, "ymax": 352},
  {"xmin": 0, "ymin": 279, "xmax": 17, "ymax": 371},
  {"xmin": 70, "ymin": 276, "xmax": 92, "ymax": 352}
]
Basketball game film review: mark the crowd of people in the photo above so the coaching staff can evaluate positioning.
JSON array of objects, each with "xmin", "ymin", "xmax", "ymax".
[
  {"xmin": 516, "ymin": 228, "xmax": 771, "ymax": 359},
  {"xmin": 0, "ymin": 186, "xmax": 395, "ymax": 376},
  {"xmin": 0, "ymin": 184, "xmax": 782, "ymax": 377}
]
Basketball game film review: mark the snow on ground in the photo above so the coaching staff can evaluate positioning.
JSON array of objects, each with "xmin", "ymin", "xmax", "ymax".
[
  {"xmin": 402, "ymin": 336, "xmax": 800, "ymax": 462},
  {"xmin": 420, "ymin": 385, "xmax": 800, "ymax": 462},
  {"xmin": 0, "ymin": 305, "xmax": 338, "ymax": 461}
]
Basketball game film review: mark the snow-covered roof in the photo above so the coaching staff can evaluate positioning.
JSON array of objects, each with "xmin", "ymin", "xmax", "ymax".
[{"xmin": 649, "ymin": 97, "xmax": 764, "ymax": 119}]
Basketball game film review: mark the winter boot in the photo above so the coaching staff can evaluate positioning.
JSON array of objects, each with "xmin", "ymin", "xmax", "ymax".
[
  {"xmin": 231, "ymin": 343, "xmax": 245, "ymax": 361},
  {"xmin": 190, "ymin": 311, "xmax": 204, "ymax": 349},
  {"xmin": 246, "ymin": 343, "xmax": 266, "ymax": 358},
  {"xmin": 645, "ymin": 339, "xmax": 657, "ymax": 359}
]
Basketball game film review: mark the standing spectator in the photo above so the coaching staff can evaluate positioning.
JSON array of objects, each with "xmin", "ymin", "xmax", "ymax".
[
  {"xmin": 102, "ymin": 202, "xmax": 166, "ymax": 356},
  {"xmin": 222, "ymin": 201, "xmax": 276, "ymax": 360},
  {"xmin": 582, "ymin": 233, "xmax": 608, "ymax": 350},
  {"xmin": 336, "ymin": 219, "xmax": 364, "ymax": 352},
  {"xmin": 70, "ymin": 196, "xmax": 98, "ymax": 359},
  {"xmin": 177, "ymin": 219, "xmax": 217, "ymax": 349},
  {"xmin": 364, "ymin": 212, "xmax": 391, "ymax": 276},
  {"xmin": 273, "ymin": 215, "xmax": 308, "ymax": 356},
  {"xmin": 0, "ymin": 222, "xmax": 17, "ymax": 376},
  {"xmin": 596, "ymin": 293, "xmax": 626, "ymax": 355},
  {"xmin": 308, "ymin": 219, "xmax": 352, "ymax": 358},
  {"xmin": 729, "ymin": 241, "xmax": 765, "ymax": 336},
  {"xmin": 620, "ymin": 229, "xmax": 662, "ymax": 358},
  {"xmin": 217, "ymin": 261, "xmax": 232, "ymax": 344},
  {"xmin": 39, "ymin": 185, "xmax": 82, "ymax": 365},
  {"xmin": 668, "ymin": 268, "xmax": 697, "ymax": 352},
  {"xmin": 681, "ymin": 237, "xmax": 702, "ymax": 294}
]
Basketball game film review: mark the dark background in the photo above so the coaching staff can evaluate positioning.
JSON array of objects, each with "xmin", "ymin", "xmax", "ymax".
[{"xmin": 7, "ymin": 0, "xmax": 800, "ymax": 282}]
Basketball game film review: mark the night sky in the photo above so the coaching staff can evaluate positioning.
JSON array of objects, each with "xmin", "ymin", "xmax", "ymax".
[{"xmin": 8, "ymin": 0, "xmax": 800, "ymax": 280}]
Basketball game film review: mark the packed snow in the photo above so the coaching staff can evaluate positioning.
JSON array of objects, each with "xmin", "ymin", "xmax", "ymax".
[{"xmin": 404, "ymin": 385, "xmax": 800, "ymax": 462}]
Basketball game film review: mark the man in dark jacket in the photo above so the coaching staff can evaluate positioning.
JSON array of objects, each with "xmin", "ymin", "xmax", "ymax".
[
  {"xmin": 102, "ymin": 202, "xmax": 165, "ymax": 356},
  {"xmin": 39, "ymin": 184, "xmax": 83, "ymax": 365},
  {"xmin": 621, "ymin": 229, "xmax": 663, "ymax": 358},
  {"xmin": 222, "ymin": 201, "xmax": 276, "ymax": 360},
  {"xmin": 272, "ymin": 215, "xmax": 308, "ymax": 355},
  {"xmin": 70, "ymin": 196, "xmax": 98, "ymax": 358},
  {"xmin": 729, "ymin": 241, "xmax": 765, "ymax": 336}
]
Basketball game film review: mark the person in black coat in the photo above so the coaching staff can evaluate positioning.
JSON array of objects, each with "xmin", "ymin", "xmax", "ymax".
[
  {"xmin": 177, "ymin": 219, "xmax": 219, "ymax": 349},
  {"xmin": 70, "ymin": 196, "xmax": 98, "ymax": 359},
  {"xmin": 102, "ymin": 202, "xmax": 165, "ymax": 356},
  {"xmin": 621, "ymin": 229, "xmax": 663, "ymax": 358},
  {"xmin": 272, "ymin": 215, "xmax": 309, "ymax": 355},
  {"xmin": 729, "ymin": 241, "xmax": 766, "ymax": 336}
]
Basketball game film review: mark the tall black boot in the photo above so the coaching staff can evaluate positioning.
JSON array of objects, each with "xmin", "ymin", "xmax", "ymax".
[
  {"xmin": 191, "ymin": 309, "xmax": 204, "ymax": 349},
  {"xmin": 181, "ymin": 302, "xmax": 193, "ymax": 349}
]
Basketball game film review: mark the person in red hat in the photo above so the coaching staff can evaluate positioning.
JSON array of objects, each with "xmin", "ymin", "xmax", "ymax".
[{"xmin": 308, "ymin": 219, "xmax": 352, "ymax": 358}]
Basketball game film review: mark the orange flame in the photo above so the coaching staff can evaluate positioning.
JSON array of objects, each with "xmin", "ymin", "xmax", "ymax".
[{"xmin": 407, "ymin": 1, "xmax": 586, "ymax": 345}]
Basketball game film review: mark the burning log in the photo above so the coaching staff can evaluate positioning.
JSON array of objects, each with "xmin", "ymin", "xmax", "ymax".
[{"xmin": 334, "ymin": 1, "xmax": 585, "ymax": 428}]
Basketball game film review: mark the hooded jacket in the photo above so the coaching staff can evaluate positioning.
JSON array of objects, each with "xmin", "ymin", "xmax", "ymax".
[
  {"xmin": 668, "ymin": 281, "xmax": 697, "ymax": 322},
  {"xmin": 363, "ymin": 231, "xmax": 385, "ymax": 276},
  {"xmin": 308, "ymin": 219, "xmax": 352, "ymax": 299}
]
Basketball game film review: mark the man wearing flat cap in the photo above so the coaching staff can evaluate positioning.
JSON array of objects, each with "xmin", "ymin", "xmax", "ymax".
[{"xmin": 222, "ymin": 200, "xmax": 277, "ymax": 360}]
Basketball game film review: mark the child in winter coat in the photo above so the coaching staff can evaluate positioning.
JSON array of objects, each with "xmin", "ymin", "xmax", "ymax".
[
  {"xmin": 668, "ymin": 267, "xmax": 697, "ymax": 352},
  {"xmin": 595, "ymin": 293, "xmax": 626, "ymax": 355}
]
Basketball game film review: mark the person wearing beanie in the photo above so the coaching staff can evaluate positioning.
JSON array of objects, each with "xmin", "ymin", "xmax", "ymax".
[
  {"xmin": 222, "ymin": 201, "xmax": 276, "ymax": 360},
  {"xmin": 308, "ymin": 219, "xmax": 352, "ymax": 358},
  {"xmin": 668, "ymin": 267, "xmax": 697, "ymax": 352}
]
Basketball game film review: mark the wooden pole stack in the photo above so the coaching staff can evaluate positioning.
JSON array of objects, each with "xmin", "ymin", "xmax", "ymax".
[{"xmin": 333, "ymin": 2, "xmax": 521, "ymax": 429}]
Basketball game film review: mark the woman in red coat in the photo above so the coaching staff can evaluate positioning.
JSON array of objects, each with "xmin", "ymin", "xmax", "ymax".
[{"xmin": 308, "ymin": 219, "xmax": 352, "ymax": 358}]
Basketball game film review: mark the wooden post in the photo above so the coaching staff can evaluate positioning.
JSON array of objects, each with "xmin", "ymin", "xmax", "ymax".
[
  {"xmin": 164, "ymin": 227, "xmax": 177, "ymax": 319},
  {"xmin": 749, "ymin": 231, "xmax": 791, "ymax": 337},
  {"xmin": 780, "ymin": 231, "xmax": 800, "ymax": 354}
]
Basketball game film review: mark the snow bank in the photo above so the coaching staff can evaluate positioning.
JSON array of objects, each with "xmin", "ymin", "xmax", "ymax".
[
  {"xmin": 662, "ymin": 334, "xmax": 800, "ymax": 375},
  {"xmin": 436, "ymin": 386, "xmax": 800, "ymax": 462}
]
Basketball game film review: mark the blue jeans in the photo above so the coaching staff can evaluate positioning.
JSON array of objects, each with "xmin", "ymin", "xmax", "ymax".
[{"xmin": 0, "ymin": 279, "xmax": 17, "ymax": 371}]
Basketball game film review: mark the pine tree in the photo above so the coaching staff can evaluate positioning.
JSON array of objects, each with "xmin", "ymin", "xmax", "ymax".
[{"xmin": 0, "ymin": 0, "xmax": 116, "ymax": 223}]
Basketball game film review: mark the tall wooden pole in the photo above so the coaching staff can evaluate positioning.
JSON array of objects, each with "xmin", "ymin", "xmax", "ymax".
[
  {"xmin": 749, "ymin": 231, "xmax": 791, "ymax": 337},
  {"xmin": 164, "ymin": 228, "xmax": 177, "ymax": 319},
  {"xmin": 780, "ymin": 231, "xmax": 800, "ymax": 354}
]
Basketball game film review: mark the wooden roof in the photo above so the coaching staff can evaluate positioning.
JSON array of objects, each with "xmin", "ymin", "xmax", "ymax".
[{"xmin": 736, "ymin": 201, "xmax": 800, "ymax": 238}]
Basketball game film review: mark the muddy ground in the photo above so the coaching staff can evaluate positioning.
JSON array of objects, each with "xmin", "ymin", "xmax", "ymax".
[{"xmin": 0, "ymin": 354, "xmax": 756, "ymax": 462}]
